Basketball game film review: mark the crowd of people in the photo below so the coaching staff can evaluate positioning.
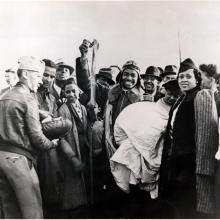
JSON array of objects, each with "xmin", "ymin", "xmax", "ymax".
[{"xmin": 0, "ymin": 39, "xmax": 220, "ymax": 219}]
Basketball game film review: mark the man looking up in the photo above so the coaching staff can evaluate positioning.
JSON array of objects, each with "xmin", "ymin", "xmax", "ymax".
[{"xmin": 50, "ymin": 60, "xmax": 74, "ymax": 108}]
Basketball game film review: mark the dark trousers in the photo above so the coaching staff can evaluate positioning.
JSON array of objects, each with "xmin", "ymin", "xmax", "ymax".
[
  {"xmin": 44, "ymin": 205, "xmax": 91, "ymax": 219},
  {"xmin": 125, "ymin": 185, "xmax": 161, "ymax": 219}
]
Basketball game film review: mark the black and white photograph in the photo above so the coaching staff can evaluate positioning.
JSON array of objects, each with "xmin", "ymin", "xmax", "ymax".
[{"xmin": 0, "ymin": 0, "xmax": 220, "ymax": 219}]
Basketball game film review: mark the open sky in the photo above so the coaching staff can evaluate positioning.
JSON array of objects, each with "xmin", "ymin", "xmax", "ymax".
[{"xmin": 1, "ymin": 1, "xmax": 220, "ymax": 88}]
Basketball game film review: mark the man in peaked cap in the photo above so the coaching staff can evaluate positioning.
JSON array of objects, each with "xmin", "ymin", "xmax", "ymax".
[
  {"xmin": 0, "ymin": 56, "xmax": 59, "ymax": 218},
  {"xmin": 0, "ymin": 68, "xmax": 18, "ymax": 96},
  {"xmin": 141, "ymin": 66, "xmax": 161, "ymax": 102}
]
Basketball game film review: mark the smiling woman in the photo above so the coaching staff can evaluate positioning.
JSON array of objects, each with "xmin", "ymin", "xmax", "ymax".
[{"xmin": 159, "ymin": 58, "xmax": 218, "ymax": 218}]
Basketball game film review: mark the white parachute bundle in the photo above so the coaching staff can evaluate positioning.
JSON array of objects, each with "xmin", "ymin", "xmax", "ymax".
[{"xmin": 111, "ymin": 101, "xmax": 169, "ymax": 197}]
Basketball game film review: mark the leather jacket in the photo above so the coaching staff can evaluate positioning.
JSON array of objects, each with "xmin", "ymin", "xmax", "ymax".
[{"xmin": 0, "ymin": 82, "xmax": 54, "ymax": 162}]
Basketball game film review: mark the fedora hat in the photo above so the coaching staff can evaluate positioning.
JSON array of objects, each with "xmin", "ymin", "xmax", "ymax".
[
  {"xmin": 141, "ymin": 66, "xmax": 162, "ymax": 81},
  {"xmin": 56, "ymin": 61, "xmax": 74, "ymax": 75},
  {"xmin": 160, "ymin": 65, "xmax": 177, "ymax": 78},
  {"xmin": 96, "ymin": 68, "xmax": 115, "ymax": 85}
]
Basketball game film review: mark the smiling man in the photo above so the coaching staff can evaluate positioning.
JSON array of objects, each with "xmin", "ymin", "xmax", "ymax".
[
  {"xmin": 140, "ymin": 66, "xmax": 162, "ymax": 102},
  {"xmin": 103, "ymin": 60, "xmax": 143, "ymax": 218}
]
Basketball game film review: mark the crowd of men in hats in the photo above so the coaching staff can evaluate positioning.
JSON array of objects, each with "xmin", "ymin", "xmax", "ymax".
[{"xmin": 1, "ymin": 39, "xmax": 220, "ymax": 219}]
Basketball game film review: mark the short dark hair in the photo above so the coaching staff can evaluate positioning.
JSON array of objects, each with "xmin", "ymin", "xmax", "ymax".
[
  {"xmin": 42, "ymin": 59, "xmax": 57, "ymax": 69},
  {"xmin": 199, "ymin": 64, "xmax": 217, "ymax": 78},
  {"xmin": 62, "ymin": 77, "xmax": 77, "ymax": 90}
]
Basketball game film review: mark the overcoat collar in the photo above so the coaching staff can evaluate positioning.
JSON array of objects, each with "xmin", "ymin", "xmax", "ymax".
[{"xmin": 183, "ymin": 86, "xmax": 201, "ymax": 102}]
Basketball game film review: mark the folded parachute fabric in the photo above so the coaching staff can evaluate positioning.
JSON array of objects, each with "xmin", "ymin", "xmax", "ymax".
[{"xmin": 111, "ymin": 101, "xmax": 169, "ymax": 198}]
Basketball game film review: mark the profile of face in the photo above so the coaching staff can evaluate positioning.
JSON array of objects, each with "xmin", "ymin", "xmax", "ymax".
[
  {"xmin": 121, "ymin": 69, "xmax": 138, "ymax": 89},
  {"xmin": 42, "ymin": 66, "xmax": 56, "ymax": 88},
  {"xmin": 163, "ymin": 89, "xmax": 180, "ymax": 105},
  {"xmin": 5, "ymin": 72, "xmax": 17, "ymax": 86},
  {"xmin": 26, "ymin": 71, "xmax": 43, "ymax": 93},
  {"xmin": 64, "ymin": 83, "xmax": 80, "ymax": 103},
  {"xmin": 56, "ymin": 66, "xmax": 71, "ymax": 81},
  {"xmin": 200, "ymin": 71, "xmax": 213, "ymax": 89},
  {"xmin": 178, "ymin": 69, "xmax": 198, "ymax": 93},
  {"xmin": 143, "ymin": 75, "xmax": 159, "ymax": 94}
]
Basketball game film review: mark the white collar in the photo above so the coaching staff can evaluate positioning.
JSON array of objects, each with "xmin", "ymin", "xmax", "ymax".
[{"xmin": 53, "ymin": 82, "xmax": 61, "ymax": 96}]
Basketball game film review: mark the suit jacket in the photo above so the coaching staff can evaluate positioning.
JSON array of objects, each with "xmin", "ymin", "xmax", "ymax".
[{"xmin": 37, "ymin": 86, "xmax": 57, "ymax": 115}]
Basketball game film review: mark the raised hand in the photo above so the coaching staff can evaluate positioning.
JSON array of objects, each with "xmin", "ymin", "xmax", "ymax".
[{"xmin": 79, "ymin": 39, "xmax": 90, "ymax": 58}]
